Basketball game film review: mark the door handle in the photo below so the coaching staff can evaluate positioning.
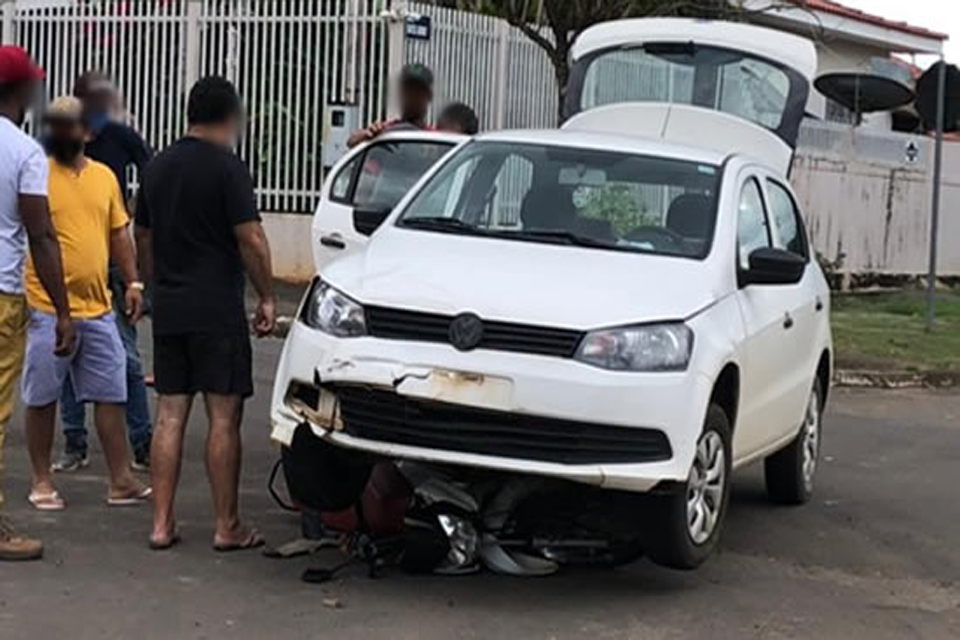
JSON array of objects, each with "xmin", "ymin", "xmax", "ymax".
[
  {"xmin": 320, "ymin": 234, "xmax": 346, "ymax": 250},
  {"xmin": 815, "ymin": 297, "xmax": 824, "ymax": 312},
  {"xmin": 783, "ymin": 312, "xmax": 795, "ymax": 330}
]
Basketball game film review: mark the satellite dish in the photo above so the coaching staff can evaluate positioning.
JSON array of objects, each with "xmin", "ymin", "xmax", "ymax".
[{"xmin": 815, "ymin": 72, "xmax": 915, "ymax": 115}]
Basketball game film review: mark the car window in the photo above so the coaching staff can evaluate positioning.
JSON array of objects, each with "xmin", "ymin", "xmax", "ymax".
[
  {"xmin": 351, "ymin": 141, "xmax": 452, "ymax": 211},
  {"xmin": 487, "ymin": 154, "xmax": 535, "ymax": 228},
  {"xmin": 766, "ymin": 179, "xmax": 806, "ymax": 259},
  {"xmin": 330, "ymin": 154, "xmax": 362, "ymax": 203},
  {"xmin": 737, "ymin": 178, "xmax": 770, "ymax": 270},
  {"xmin": 581, "ymin": 45, "xmax": 792, "ymax": 131},
  {"xmin": 400, "ymin": 141, "xmax": 721, "ymax": 260}
]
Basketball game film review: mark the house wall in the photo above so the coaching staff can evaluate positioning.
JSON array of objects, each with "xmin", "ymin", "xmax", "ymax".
[{"xmin": 792, "ymin": 123, "xmax": 960, "ymax": 276}]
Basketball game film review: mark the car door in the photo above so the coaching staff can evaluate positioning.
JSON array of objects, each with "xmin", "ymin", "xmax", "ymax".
[
  {"xmin": 312, "ymin": 137, "xmax": 458, "ymax": 272},
  {"xmin": 733, "ymin": 173, "xmax": 812, "ymax": 459},
  {"xmin": 762, "ymin": 174, "xmax": 821, "ymax": 411}
]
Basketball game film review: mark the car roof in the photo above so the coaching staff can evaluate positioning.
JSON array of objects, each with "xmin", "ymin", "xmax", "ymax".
[
  {"xmin": 375, "ymin": 130, "xmax": 468, "ymax": 145},
  {"xmin": 475, "ymin": 128, "xmax": 729, "ymax": 166}
]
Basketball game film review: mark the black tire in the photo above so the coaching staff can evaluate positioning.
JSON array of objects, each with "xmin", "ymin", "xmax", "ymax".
[
  {"xmin": 642, "ymin": 404, "xmax": 732, "ymax": 571},
  {"xmin": 764, "ymin": 379, "xmax": 824, "ymax": 505}
]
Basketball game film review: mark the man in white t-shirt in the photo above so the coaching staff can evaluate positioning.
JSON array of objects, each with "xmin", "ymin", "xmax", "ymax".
[{"xmin": 0, "ymin": 45, "xmax": 75, "ymax": 561}]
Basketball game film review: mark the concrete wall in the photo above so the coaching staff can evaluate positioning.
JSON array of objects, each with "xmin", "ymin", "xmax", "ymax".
[
  {"xmin": 262, "ymin": 213, "xmax": 315, "ymax": 283},
  {"xmin": 792, "ymin": 123, "xmax": 960, "ymax": 275}
]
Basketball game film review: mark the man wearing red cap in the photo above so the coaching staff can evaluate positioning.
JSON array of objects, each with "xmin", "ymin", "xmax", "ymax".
[{"xmin": 0, "ymin": 45, "xmax": 76, "ymax": 561}]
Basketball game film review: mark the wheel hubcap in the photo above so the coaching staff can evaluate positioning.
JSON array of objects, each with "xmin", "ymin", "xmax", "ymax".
[
  {"xmin": 686, "ymin": 431, "xmax": 726, "ymax": 546},
  {"xmin": 801, "ymin": 388, "xmax": 821, "ymax": 493}
]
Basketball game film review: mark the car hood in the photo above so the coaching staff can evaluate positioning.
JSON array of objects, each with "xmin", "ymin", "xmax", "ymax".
[{"xmin": 323, "ymin": 228, "xmax": 725, "ymax": 330}]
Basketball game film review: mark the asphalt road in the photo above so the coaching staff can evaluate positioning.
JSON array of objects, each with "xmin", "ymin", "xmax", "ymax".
[{"xmin": 1, "ymin": 336, "xmax": 958, "ymax": 639}]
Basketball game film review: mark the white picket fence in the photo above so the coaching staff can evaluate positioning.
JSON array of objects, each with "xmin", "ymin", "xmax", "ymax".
[{"xmin": 1, "ymin": 0, "xmax": 558, "ymax": 213}]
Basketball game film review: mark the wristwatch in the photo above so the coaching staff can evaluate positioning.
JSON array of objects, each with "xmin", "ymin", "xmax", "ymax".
[{"xmin": 128, "ymin": 281, "xmax": 146, "ymax": 292}]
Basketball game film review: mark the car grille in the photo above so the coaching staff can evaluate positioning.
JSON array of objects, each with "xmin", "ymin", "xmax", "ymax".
[
  {"xmin": 333, "ymin": 385, "xmax": 672, "ymax": 465},
  {"xmin": 365, "ymin": 306, "xmax": 584, "ymax": 358}
]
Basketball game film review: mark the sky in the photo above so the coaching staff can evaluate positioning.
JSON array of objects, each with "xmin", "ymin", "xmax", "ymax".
[{"xmin": 840, "ymin": 0, "xmax": 959, "ymax": 63}]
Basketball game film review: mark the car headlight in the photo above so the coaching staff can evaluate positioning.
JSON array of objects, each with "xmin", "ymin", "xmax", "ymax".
[
  {"xmin": 303, "ymin": 282, "xmax": 366, "ymax": 337},
  {"xmin": 575, "ymin": 323, "xmax": 693, "ymax": 372}
]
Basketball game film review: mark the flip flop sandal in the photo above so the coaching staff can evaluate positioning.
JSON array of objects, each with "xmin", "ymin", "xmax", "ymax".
[
  {"xmin": 213, "ymin": 529, "xmax": 265, "ymax": 553},
  {"xmin": 107, "ymin": 486, "xmax": 153, "ymax": 507},
  {"xmin": 149, "ymin": 531, "xmax": 181, "ymax": 551},
  {"xmin": 28, "ymin": 490, "xmax": 65, "ymax": 512}
]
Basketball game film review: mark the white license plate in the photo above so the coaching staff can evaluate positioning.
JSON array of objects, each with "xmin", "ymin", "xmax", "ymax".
[{"xmin": 395, "ymin": 369, "xmax": 515, "ymax": 412}]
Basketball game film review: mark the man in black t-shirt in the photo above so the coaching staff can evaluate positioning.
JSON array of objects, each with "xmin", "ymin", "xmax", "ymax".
[{"xmin": 136, "ymin": 77, "xmax": 277, "ymax": 552}]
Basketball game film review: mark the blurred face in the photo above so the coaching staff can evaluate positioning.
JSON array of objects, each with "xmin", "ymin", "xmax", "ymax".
[
  {"xmin": 4, "ymin": 78, "xmax": 41, "ymax": 125},
  {"xmin": 46, "ymin": 118, "xmax": 85, "ymax": 164},
  {"xmin": 219, "ymin": 112, "xmax": 243, "ymax": 148},
  {"xmin": 437, "ymin": 116, "xmax": 463, "ymax": 134},
  {"xmin": 400, "ymin": 81, "xmax": 432, "ymax": 122},
  {"xmin": 83, "ymin": 87, "xmax": 118, "ymax": 129},
  {"xmin": 195, "ymin": 112, "xmax": 243, "ymax": 149}
]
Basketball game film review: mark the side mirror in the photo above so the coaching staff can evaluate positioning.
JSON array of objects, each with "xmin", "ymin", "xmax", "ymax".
[
  {"xmin": 353, "ymin": 205, "xmax": 391, "ymax": 237},
  {"xmin": 743, "ymin": 247, "xmax": 806, "ymax": 286}
]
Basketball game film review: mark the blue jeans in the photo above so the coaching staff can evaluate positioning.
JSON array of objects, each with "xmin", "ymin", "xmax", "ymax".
[{"xmin": 60, "ymin": 303, "xmax": 152, "ymax": 455}]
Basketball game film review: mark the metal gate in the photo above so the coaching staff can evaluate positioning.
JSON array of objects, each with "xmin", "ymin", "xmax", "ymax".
[{"xmin": 2, "ymin": 0, "xmax": 557, "ymax": 213}]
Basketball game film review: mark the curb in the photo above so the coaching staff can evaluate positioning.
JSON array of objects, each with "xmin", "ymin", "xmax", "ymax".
[{"xmin": 836, "ymin": 370, "xmax": 960, "ymax": 389}]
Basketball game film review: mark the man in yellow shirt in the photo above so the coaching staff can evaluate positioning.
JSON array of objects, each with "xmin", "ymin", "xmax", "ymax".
[{"xmin": 21, "ymin": 97, "xmax": 149, "ymax": 510}]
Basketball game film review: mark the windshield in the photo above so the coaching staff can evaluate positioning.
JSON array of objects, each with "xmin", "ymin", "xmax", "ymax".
[
  {"xmin": 398, "ymin": 141, "xmax": 721, "ymax": 259},
  {"xmin": 570, "ymin": 44, "xmax": 807, "ymax": 144},
  {"xmin": 350, "ymin": 141, "xmax": 454, "ymax": 211}
]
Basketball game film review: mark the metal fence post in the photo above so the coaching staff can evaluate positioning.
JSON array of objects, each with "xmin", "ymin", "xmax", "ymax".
[
  {"xmin": 184, "ymin": 0, "xmax": 202, "ymax": 92},
  {"xmin": 925, "ymin": 56, "xmax": 947, "ymax": 332},
  {"xmin": 385, "ymin": 1, "xmax": 408, "ymax": 120},
  {"xmin": 1, "ymin": 0, "xmax": 15, "ymax": 46},
  {"xmin": 494, "ymin": 20, "xmax": 509, "ymax": 130}
]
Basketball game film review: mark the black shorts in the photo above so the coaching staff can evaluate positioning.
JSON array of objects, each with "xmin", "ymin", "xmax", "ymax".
[{"xmin": 154, "ymin": 333, "xmax": 253, "ymax": 398}]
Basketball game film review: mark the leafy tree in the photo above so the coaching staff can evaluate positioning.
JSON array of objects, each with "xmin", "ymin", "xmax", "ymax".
[
  {"xmin": 447, "ymin": 0, "xmax": 806, "ymax": 119},
  {"xmin": 577, "ymin": 184, "xmax": 653, "ymax": 236}
]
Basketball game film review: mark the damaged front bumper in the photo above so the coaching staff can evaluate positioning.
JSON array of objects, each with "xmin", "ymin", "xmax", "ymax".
[{"xmin": 270, "ymin": 320, "xmax": 713, "ymax": 493}]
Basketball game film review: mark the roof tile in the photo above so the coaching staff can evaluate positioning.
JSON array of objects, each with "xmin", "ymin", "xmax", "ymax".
[{"xmin": 800, "ymin": 0, "xmax": 948, "ymax": 41}]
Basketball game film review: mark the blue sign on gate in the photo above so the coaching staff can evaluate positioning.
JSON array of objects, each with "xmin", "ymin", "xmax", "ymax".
[{"xmin": 405, "ymin": 15, "xmax": 432, "ymax": 41}]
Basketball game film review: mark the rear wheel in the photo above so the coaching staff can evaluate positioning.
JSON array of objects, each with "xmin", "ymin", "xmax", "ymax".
[
  {"xmin": 764, "ymin": 379, "xmax": 823, "ymax": 505},
  {"xmin": 642, "ymin": 404, "xmax": 732, "ymax": 570}
]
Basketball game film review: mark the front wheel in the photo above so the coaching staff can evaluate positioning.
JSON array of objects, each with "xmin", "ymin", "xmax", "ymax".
[
  {"xmin": 642, "ymin": 404, "xmax": 732, "ymax": 570},
  {"xmin": 764, "ymin": 379, "xmax": 824, "ymax": 505}
]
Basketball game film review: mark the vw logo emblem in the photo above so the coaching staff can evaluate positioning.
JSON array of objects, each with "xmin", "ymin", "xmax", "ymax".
[{"xmin": 449, "ymin": 313, "xmax": 484, "ymax": 352}]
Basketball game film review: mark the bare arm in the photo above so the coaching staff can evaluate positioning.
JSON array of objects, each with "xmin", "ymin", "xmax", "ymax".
[
  {"xmin": 347, "ymin": 121, "xmax": 388, "ymax": 149},
  {"xmin": 110, "ymin": 225, "xmax": 143, "ymax": 322},
  {"xmin": 235, "ymin": 220, "xmax": 277, "ymax": 336},
  {"xmin": 21, "ymin": 195, "xmax": 68, "ymax": 315}
]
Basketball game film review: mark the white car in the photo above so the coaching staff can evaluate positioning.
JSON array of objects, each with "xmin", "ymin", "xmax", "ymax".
[{"xmin": 273, "ymin": 19, "xmax": 832, "ymax": 570}]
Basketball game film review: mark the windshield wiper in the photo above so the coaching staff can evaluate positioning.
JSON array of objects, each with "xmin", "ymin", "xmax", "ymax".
[
  {"xmin": 401, "ymin": 220, "xmax": 614, "ymax": 249},
  {"xmin": 400, "ymin": 217, "xmax": 488, "ymax": 236},
  {"xmin": 505, "ymin": 229, "xmax": 613, "ymax": 249}
]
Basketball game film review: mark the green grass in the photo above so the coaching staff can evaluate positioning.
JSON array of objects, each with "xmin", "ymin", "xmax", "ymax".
[{"xmin": 832, "ymin": 291, "xmax": 960, "ymax": 372}]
